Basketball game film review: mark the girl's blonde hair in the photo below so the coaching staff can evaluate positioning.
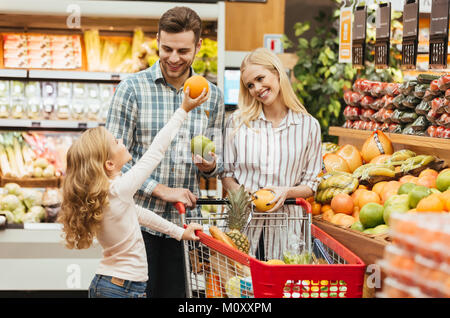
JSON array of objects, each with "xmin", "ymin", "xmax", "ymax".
[
  {"xmin": 58, "ymin": 126, "xmax": 112, "ymax": 249},
  {"xmin": 233, "ymin": 47, "xmax": 309, "ymax": 132}
]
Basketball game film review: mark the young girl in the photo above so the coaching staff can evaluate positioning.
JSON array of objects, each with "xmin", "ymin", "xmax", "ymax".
[
  {"xmin": 58, "ymin": 88, "xmax": 208, "ymax": 298},
  {"xmin": 220, "ymin": 48, "xmax": 323, "ymax": 260}
]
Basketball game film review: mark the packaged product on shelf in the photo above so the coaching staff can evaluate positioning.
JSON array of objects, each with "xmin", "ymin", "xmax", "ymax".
[
  {"xmin": 437, "ymin": 113, "xmax": 450, "ymax": 128},
  {"xmin": 392, "ymin": 94, "xmax": 405, "ymax": 109},
  {"xmin": 426, "ymin": 125, "xmax": 439, "ymax": 138},
  {"xmin": 71, "ymin": 99, "xmax": 85, "ymax": 120},
  {"xmin": 55, "ymin": 97, "xmax": 70, "ymax": 119},
  {"xmin": 57, "ymin": 82, "xmax": 72, "ymax": 99},
  {"xmin": 86, "ymin": 83, "xmax": 100, "ymax": 121},
  {"xmin": 0, "ymin": 98, "xmax": 9, "ymax": 118},
  {"xmin": 360, "ymin": 95, "xmax": 375, "ymax": 109},
  {"xmin": 399, "ymin": 111, "xmax": 418, "ymax": 124},
  {"xmin": 437, "ymin": 74, "xmax": 450, "ymax": 91},
  {"xmin": 429, "ymin": 79, "xmax": 441, "ymax": 94},
  {"xmin": 388, "ymin": 123, "xmax": 403, "ymax": 134},
  {"xmin": 431, "ymin": 97, "xmax": 447, "ymax": 114},
  {"xmin": 25, "ymin": 82, "xmax": 42, "ymax": 119},
  {"xmin": 427, "ymin": 109, "xmax": 441, "ymax": 125},
  {"xmin": 398, "ymin": 80, "xmax": 417, "ymax": 95},
  {"xmin": 41, "ymin": 82, "xmax": 57, "ymax": 120},
  {"xmin": 42, "ymin": 187, "xmax": 62, "ymax": 223},
  {"xmin": 72, "ymin": 82, "xmax": 86, "ymax": 99},
  {"xmin": 413, "ymin": 84, "xmax": 429, "ymax": 98},
  {"xmin": 361, "ymin": 108, "xmax": 375, "ymax": 121},
  {"xmin": 10, "ymin": 98, "xmax": 25, "ymax": 119},
  {"xmin": 384, "ymin": 95, "xmax": 395, "ymax": 110},
  {"xmin": 445, "ymin": 88, "xmax": 450, "ymax": 101},
  {"xmin": 415, "ymin": 100, "xmax": 431, "ymax": 115},
  {"xmin": 370, "ymin": 97, "xmax": 384, "ymax": 111},
  {"xmin": 385, "ymin": 82, "xmax": 400, "ymax": 96},
  {"xmin": 380, "ymin": 122, "xmax": 390, "ymax": 132},
  {"xmin": 402, "ymin": 95, "xmax": 421, "ymax": 109},
  {"xmin": 411, "ymin": 116, "xmax": 429, "ymax": 131},
  {"xmin": 10, "ymin": 81, "xmax": 24, "ymax": 98}
]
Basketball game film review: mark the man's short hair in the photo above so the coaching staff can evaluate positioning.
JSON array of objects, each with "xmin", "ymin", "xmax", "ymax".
[{"xmin": 158, "ymin": 6, "xmax": 202, "ymax": 44}]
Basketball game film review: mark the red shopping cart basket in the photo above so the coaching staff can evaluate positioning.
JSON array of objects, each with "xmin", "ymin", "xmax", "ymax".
[{"xmin": 175, "ymin": 198, "xmax": 366, "ymax": 298}]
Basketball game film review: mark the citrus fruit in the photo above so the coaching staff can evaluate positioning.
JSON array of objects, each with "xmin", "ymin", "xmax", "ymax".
[
  {"xmin": 397, "ymin": 182, "xmax": 416, "ymax": 195},
  {"xmin": 184, "ymin": 75, "xmax": 209, "ymax": 98},
  {"xmin": 352, "ymin": 206, "xmax": 360, "ymax": 221},
  {"xmin": 359, "ymin": 202, "xmax": 384, "ymax": 228},
  {"xmin": 416, "ymin": 193, "xmax": 445, "ymax": 212},
  {"xmin": 323, "ymin": 153, "xmax": 351, "ymax": 173},
  {"xmin": 335, "ymin": 144, "xmax": 363, "ymax": 172},
  {"xmin": 321, "ymin": 204, "xmax": 332, "ymax": 214},
  {"xmin": 436, "ymin": 169, "xmax": 450, "ymax": 192},
  {"xmin": 372, "ymin": 224, "xmax": 390, "ymax": 235},
  {"xmin": 330, "ymin": 193, "xmax": 354, "ymax": 215},
  {"xmin": 252, "ymin": 189, "xmax": 276, "ymax": 212},
  {"xmin": 416, "ymin": 175, "xmax": 437, "ymax": 189},
  {"xmin": 311, "ymin": 202, "xmax": 322, "ymax": 215},
  {"xmin": 419, "ymin": 169, "xmax": 439, "ymax": 179},
  {"xmin": 350, "ymin": 220, "xmax": 364, "ymax": 232},
  {"xmin": 322, "ymin": 209, "xmax": 335, "ymax": 222},
  {"xmin": 331, "ymin": 213, "xmax": 355, "ymax": 227},
  {"xmin": 351, "ymin": 189, "xmax": 368, "ymax": 207},
  {"xmin": 408, "ymin": 185, "xmax": 432, "ymax": 209},
  {"xmin": 441, "ymin": 190, "xmax": 450, "ymax": 211},
  {"xmin": 363, "ymin": 228, "xmax": 375, "ymax": 235},
  {"xmin": 372, "ymin": 181, "xmax": 388, "ymax": 196},
  {"xmin": 191, "ymin": 135, "xmax": 215, "ymax": 160},
  {"xmin": 370, "ymin": 154, "xmax": 391, "ymax": 164},
  {"xmin": 399, "ymin": 175, "xmax": 418, "ymax": 184},
  {"xmin": 358, "ymin": 190, "xmax": 381, "ymax": 209}
]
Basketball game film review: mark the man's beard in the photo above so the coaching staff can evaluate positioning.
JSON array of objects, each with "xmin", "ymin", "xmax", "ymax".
[{"xmin": 160, "ymin": 59, "xmax": 192, "ymax": 81}]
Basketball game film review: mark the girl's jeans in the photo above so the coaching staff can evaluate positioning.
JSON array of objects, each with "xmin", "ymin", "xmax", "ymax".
[{"xmin": 88, "ymin": 274, "xmax": 147, "ymax": 298}]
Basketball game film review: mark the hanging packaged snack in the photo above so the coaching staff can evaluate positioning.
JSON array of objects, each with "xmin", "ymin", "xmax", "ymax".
[
  {"xmin": 402, "ymin": 95, "xmax": 421, "ymax": 109},
  {"xmin": 413, "ymin": 84, "xmax": 429, "ymax": 98},
  {"xmin": 437, "ymin": 74, "xmax": 450, "ymax": 91},
  {"xmin": 415, "ymin": 100, "xmax": 432, "ymax": 115},
  {"xmin": 352, "ymin": 6, "xmax": 367, "ymax": 68},
  {"xmin": 400, "ymin": 111, "xmax": 419, "ymax": 124},
  {"xmin": 401, "ymin": 0, "xmax": 419, "ymax": 69},
  {"xmin": 411, "ymin": 115, "xmax": 429, "ymax": 131},
  {"xmin": 429, "ymin": 0, "xmax": 449, "ymax": 69},
  {"xmin": 393, "ymin": 94, "xmax": 406, "ymax": 109},
  {"xmin": 431, "ymin": 97, "xmax": 446, "ymax": 114},
  {"xmin": 360, "ymin": 95, "xmax": 376, "ymax": 109}
]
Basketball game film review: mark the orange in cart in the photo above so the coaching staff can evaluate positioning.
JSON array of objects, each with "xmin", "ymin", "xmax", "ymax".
[
  {"xmin": 372, "ymin": 181, "xmax": 387, "ymax": 196},
  {"xmin": 441, "ymin": 190, "xmax": 450, "ymax": 211},
  {"xmin": 416, "ymin": 175, "xmax": 437, "ymax": 189},
  {"xmin": 311, "ymin": 202, "xmax": 322, "ymax": 215},
  {"xmin": 358, "ymin": 190, "xmax": 381, "ymax": 209},
  {"xmin": 419, "ymin": 168, "xmax": 439, "ymax": 179},
  {"xmin": 399, "ymin": 175, "xmax": 418, "ymax": 185}
]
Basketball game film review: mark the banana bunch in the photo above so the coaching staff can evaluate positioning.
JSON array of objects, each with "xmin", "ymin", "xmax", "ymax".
[
  {"xmin": 321, "ymin": 142, "xmax": 340, "ymax": 155},
  {"xmin": 353, "ymin": 163, "xmax": 397, "ymax": 186},
  {"xmin": 400, "ymin": 155, "xmax": 437, "ymax": 176},
  {"xmin": 315, "ymin": 171, "xmax": 359, "ymax": 204},
  {"xmin": 385, "ymin": 149, "xmax": 416, "ymax": 166}
]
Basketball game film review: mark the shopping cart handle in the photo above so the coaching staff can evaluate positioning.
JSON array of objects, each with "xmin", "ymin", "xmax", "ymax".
[{"xmin": 174, "ymin": 197, "xmax": 311, "ymax": 214}]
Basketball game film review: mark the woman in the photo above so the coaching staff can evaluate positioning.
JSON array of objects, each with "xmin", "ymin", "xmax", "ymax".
[{"xmin": 220, "ymin": 48, "xmax": 323, "ymax": 260}]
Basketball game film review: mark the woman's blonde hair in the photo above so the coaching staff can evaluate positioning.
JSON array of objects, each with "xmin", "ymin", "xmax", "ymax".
[
  {"xmin": 233, "ymin": 47, "xmax": 309, "ymax": 132},
  {"xmin": 58, "ymin": 126, "xmax": 112, "ymax": 249}
]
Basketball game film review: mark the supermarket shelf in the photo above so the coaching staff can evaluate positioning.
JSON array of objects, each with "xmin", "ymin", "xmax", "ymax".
[
  {"xmin": 0, "ymin": 119, "xmax": 104, "ymax": 129},
  {"xmin": 0, "ymin": 0, "xmax": 220, "ymax": 21},
  {"xmin": 0, "ymin": 69, "xmax": 27, "ymax": 79},
  {"xmin": 28, "ymin": 70, "xmax": 131, "ymax": 82},
  {"xmin": 329, "ymin": 126, "xmax": 450, "ymax": 149}
]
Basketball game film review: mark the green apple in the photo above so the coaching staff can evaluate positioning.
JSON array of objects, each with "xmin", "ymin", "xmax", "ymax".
[{"xmin": 191, "ymin": 135, "xmax": 215, "ymax": 160}]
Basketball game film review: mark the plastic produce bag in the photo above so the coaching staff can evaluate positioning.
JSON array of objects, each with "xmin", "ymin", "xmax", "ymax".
[
  {"xmin": 427, "ymin": 109, "xmax": 440, "ymax": 125},
  {"xmin": 402, "ymin": 95, "xmax": 421, "ymax": 109},
  {"xmin": 391, "ymin": 109, "xmax": 404, "ymax": 123},
  {"xmin": 413, "ymin": 84, "xmax": 429, "ymax": 98},
  {"xmin": 415, "ymin": 100, "xmax": 431, "ymax": 115},
  {"xmin": 385, "ymin": 82, "xmax": 400, "ymax": 96},
  {"xmin": 411, "ymin": 116, "xmax": 429, "ymax": 131},
  {"xmin": 389, "ymin": 123, "xmax": 403, "ymax": 134},
  {"xmin": 437, "ymin": 74, "xmax": 450, "ymax": 91},
  {"xmin": 384, "ymin": 95, "xmax": 395, "ymax": 110},
  {"xmin": 431, "ymin": 97, "xmax": 447, "ymax": 114},
  {"xmin": 402, "ymin": 124, "xmax": 416, "ymax": 135},
  {"xmin": 398, "ymin": 80, "xmax": 417, "ymax": 95},
  {"xmin": 282, "ymin": 231, "xmax": 312, "ymax": 265},
  {"xmin": 400, "ymin": 111, "xmax": 418, "ymax": 124},
  {"xmin": 360, "ymin": 95, "xmax": 375, "ymax": 109},
  {"xmin": 437, "ymin": 113, "xmax": 450, "ymax": 128},
  {"xmin": 393, "ymin": 94, "xmax": 406, "ymax": 109}
]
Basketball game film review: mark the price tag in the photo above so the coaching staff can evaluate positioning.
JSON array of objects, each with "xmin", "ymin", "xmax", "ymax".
[
  {"xmin": 110, "ymin": 74, "xmax": 121, "ymax": 81},
  {"xmin": 429, "ymin": 0, "xmax": 449, "ymax": 69},
  {"xmin": 352, "ymin": 5, "xmax": 367, "ymax": 68},
  {"xmin": 375, "ymin": 3, "xmax": 391, "ymax": 69},
  {"xmin": 339, "ymin": 6, "xmax": 353, "ymax": 63},
  {"xmin": 401, "ymin": 0, "xmax": 420, "ymax": 69},
  {"xmin": 78, "ymin": 122, "xmax": 87, "ymax": 129},
  {"xmin": 31, "ymin": 121, "xmax": 41, "ymax": 128}
]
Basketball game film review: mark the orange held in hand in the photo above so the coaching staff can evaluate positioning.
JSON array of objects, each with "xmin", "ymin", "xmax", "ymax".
[{"xmin": 184, "ymin": 75, "xmax": 209, "ymax": 98}]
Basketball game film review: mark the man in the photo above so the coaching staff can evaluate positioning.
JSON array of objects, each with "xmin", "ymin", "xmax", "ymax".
[{"xmin": 106, "ymin": 6, "xmax": 224, "ymax": 298}]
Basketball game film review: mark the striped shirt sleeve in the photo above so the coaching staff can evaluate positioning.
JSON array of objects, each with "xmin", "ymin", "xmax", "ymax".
[{"xmin": 296, "ymin": 117, "xmax": 322, "ymax": 192}]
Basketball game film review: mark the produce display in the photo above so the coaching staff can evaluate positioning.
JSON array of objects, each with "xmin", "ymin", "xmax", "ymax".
[
  {"xmin": 343, "ymin": 74, "xmax": 450, "ymax": 139},
  {"xmin": 0, "ymin": 80, "xmax": 115, "ymax": 122},
  {"xmin": 378, "ymin": 213, "xmax": 450, "ymax": 298},
  {"xmin": 313, "ymin": 131, "xmax": 449, "ymax": 236},
  {"xmin": 2, "ymin": 33, "xmax": 82, "ymax": 69},
  {"xmin": 0, "ymin": 182, "xmax": 61, "ymax": 224},
  {"xmin": 0, "ymin": 131, "xmax": 76, "ymax": 180}
]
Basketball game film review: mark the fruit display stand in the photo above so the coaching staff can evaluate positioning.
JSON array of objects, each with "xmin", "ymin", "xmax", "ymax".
[{"xmin": 312, "ymin": 126, "xmax": 450, "ymax": 297}]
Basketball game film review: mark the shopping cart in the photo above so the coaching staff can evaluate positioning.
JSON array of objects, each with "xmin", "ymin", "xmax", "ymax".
[{"xmin": 175, "ymin": 198, "xmax": 366, "ymax": 298}]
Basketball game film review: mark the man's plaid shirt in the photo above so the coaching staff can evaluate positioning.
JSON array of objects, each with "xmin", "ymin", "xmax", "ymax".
[{"xmin": 105, "ymin": 60, "xmax": 225, "ymax": 237}]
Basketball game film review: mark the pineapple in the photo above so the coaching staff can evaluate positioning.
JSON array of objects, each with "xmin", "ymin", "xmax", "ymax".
[{"xmin": 225, "ymin": 185, "xmax": 252, "ymax": 254}]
